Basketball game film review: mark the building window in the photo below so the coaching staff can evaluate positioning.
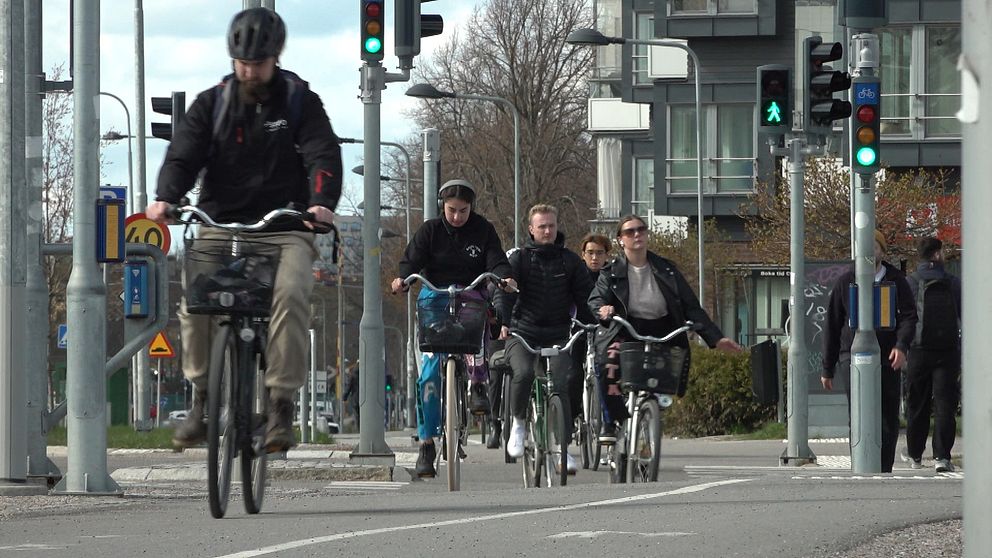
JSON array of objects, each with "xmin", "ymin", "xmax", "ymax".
[
  {"xmin": 671, "ymin": 0, "xmax": 756, "ymax": 15},
  {"xmin": 878, "ymin": 25, "xmax": 961, "ymax": 140},
  {"xmin": 633, "ymin": 158, "xmax": 654, "ymax": 214},
  {"xmin": 632, "ymin": 13, "xmax": 653, "ymax": 85},
  {"xmin": 667, "ymin": 104, "xmax": 754, "ymax": 195}
]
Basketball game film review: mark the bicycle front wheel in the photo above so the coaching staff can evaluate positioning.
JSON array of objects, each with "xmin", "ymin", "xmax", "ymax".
[
  {"xmin": 241, "ymin": 350, "xmax": 267, "ymax": 514},
  {"xmin": 630, "ymin": 399, "xmax": 661, "ymax": 483},
  {"xmin": 444, "ymin": 357, "xmax": 460, "ymax": 491},
  {"xmin": 502, "ymin": 371, "xmax": 516, "ymax": 463},
  {"xmin": 522, "ymin": 398, "xmax": 542, "ymax": 488},
  {"xmin": 584, "ymin": 377, "xmax": 602, "ymax": 471},
  {"xmin": 545, "ymin": 394, "xmax": 569, "ymax": 487},
  {"xmin": 207, "ymin": 324, "xmax": 237, "ymax": 519}
]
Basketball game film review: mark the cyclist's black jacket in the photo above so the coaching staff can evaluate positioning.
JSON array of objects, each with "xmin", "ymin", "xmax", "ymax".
[
  {"xmin": 494, "ymin": 232, "xmax": 595, "ymax": 347},
  {"xmin": 156, "ymin": 69, "xmax": 342, "ymax": 232},
  {"xmin": 397, "ymin": 213, "xmax": 511, "ymax": 288}
]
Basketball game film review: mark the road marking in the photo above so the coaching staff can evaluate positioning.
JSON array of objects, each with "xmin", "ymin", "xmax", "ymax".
[
  {"xmin": 796, "ymin": 473, "xmax": 963, "ymax": 480},
  {"xmin": 211, "ymin": 478, "xmax": 750, "ymax": 558},
  {"xmin": 323, "ymin": 481, "xmax": 407, "ymax": 491},
  {"xmin": 547, "ymin": 530, "xmax": 694, "ymax": 539}
]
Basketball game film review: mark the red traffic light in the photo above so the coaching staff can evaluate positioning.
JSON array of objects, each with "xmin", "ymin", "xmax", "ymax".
[
  {"xmin": 856, "ymin": 105, "xmax": 876, "ymax": 123},
  {"xmin": 365, "ymin": 2, "xmax": 381, "ymax": 17}
]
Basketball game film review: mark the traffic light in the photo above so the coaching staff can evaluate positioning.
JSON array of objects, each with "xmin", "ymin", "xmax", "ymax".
[
  {"xmin": 384, "ymin": 374, "xmax": 393, "ymax": 392},
  {"xmin": 150, "ymin": 91, "xmax": 185, "ymax": 141},
  {"xmin": 361, "ymin": 0, "xmax": 385, "ymax": 62},
  {"xmin": 803, "ymin": 36, "xmax": 852, "ymax": 135},
  {"xmin": 395, "ymin": 0, "xmax": 444, "ymax": 70},
  {"xmin": 756, "ymin": 65, "xmax": 791, "ymax": 134},
  {"xmin": 851, "ymin": 75, "xmax": 881, "ymax": 173}
]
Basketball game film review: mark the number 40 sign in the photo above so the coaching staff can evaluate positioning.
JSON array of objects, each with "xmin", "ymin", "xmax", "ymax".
[{"xmin": 125, "ymin": 212, "xmax": 171, "ymax": 254}]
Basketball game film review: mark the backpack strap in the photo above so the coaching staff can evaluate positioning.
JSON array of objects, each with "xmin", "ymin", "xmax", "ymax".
[{"xmin": 210, "ymin": 69, "xmax": 306, "ymax": 144}]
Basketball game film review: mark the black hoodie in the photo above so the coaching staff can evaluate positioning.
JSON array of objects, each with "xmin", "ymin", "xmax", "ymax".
[
  {"xmin": 397, "ymin": 212, "xmax": 511, "ymax": 288},
  {"xmin": 494, "ymin": 232, "xmax": 594, "ymax": 346}
]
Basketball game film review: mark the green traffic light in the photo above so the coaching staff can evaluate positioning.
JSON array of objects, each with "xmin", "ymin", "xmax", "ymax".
[
  {"xmin": 856, "ymin": 146, "xmax": 877, "ymax": 166},
  {"xmin": 764, "ymin": 101, "xmax": 783, "ymax": 124},
  {"xmin": 364, "ymin": 37, "xmax": 382, "ymax": 54}
]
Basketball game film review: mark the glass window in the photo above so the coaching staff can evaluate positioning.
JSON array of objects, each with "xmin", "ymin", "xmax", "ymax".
[
  {"xmin": 717, "ymin": 0, "xmax": 756, "ymax": 13},
  {"xmin": 632, "ymin": 13, "xmax": 653, "ymax": 85},
  {"xmin": 878, "ymin": 28, "xmax": 912, "ymax": 135},
  {"xmin": 925, "ymin": 26, "xmax": 961, "ymax": 137},
  {"xmin": 668, "ymin": 106, "xmax": 702, "ymax": 194},
  {"xmin": 672, "ymin": 0, "xmax": 706, "ymax": 13},
  {"xmin": 715, "ymin": 105, "xmax": 754, "ymax": 192},
  {"xmin": 672, "ymin": 0, "xmax": 756, "ymax": 14},
  {"xmin": 633, "ymin": 158, "xmax": 654, "ymax": 214}
]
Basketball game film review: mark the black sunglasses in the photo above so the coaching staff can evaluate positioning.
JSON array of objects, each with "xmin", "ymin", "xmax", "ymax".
[{"xmin": 619, "ymin": 225, "xmax": 648, "ymax": 237}]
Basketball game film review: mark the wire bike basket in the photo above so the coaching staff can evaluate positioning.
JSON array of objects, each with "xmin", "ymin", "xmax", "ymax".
[
  {"xmin": 183, "ymin": 238, "xmax": 280, "ymax": 317},
  {"xmin": 417, "ymin": 295, "xmax": 487, "ymax": 355},
  {"xmin": 618, "ymin": 341, "xmax": 690, "ymax": 395}
]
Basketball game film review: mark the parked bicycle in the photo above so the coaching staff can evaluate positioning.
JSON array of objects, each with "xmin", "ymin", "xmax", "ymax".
[
  {"xmin": 507, "ymin": 329, "xmax": 584, "ymax": 488},
  {"xmin": 173, "ymin": 203, "xmax": 332, "ymax": 518},
  {"xmin": 605, "ymin": 316, "xmax": 697, "ymax": 484},
  {"xmin": 403, "ymin": 272, "xmax": 510, "ymax": 491},
  {"xmin": 571, "ymin": 319, "xmax": 602, "ymax": 471}
]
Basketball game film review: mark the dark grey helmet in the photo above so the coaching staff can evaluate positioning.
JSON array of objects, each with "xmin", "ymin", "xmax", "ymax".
[{"xmin": 227, "ymin": 8, "xmax": 286, "ymax": 61}]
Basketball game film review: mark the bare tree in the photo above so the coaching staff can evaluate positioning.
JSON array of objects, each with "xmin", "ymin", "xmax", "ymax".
[
  {"xmin": 404, "ymin": 0, "xmax": 597, "ymax": 245},
  {"xmin": 42, "ymin": 66, "xmax": 74, "ymax": 329}
]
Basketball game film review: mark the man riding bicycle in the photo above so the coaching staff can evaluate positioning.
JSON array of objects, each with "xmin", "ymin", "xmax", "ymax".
[
  {"xmin": 390, "ymin": 180, "xmax": 515, "ymax": 478},
  {"xmin": 147, "ymin": 7, "xmax": 342, "ymax": 453},
  {"xmin": 496, "ymin": 205, "xmax": 594, "ymax": 473}
]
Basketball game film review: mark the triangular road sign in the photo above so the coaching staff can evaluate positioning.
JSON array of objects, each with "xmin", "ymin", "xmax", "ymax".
[{"xmin": 149, "ymin": 331, "xmax": 176, "ymax": 358}]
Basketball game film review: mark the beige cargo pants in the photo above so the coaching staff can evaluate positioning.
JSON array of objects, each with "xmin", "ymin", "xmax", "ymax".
[{"xmin": 179, "ymin": 228, "xmax": 317, "ymax": 402}]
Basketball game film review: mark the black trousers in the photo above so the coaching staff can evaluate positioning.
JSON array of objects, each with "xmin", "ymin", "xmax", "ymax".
[
  {"xmin": 506, "ymin": 337, "xmax": 575, "ymax": 420},
  {"xmin": 837, "ymin": 357, "xmax": 902, "ymax": 473},
  {"xmin": 905, "ymin": 349, "xmax": 960, "ymax": 461}
]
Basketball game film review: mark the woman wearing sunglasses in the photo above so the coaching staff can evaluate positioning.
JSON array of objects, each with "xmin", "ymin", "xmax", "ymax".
[{"xmin": 588, "ymin": 215, "xmax": 742, "ymax": 435}]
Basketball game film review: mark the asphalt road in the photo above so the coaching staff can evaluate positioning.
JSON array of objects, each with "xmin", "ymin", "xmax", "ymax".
[{"xmin": 0, "ymin": 434, "xmax": 963, "ymax": 557}]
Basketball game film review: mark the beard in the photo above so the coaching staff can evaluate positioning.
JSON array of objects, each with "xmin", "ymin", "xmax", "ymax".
[{"xmin": 238, "ymin": 79, "xmax": 273, "ymax": 104}]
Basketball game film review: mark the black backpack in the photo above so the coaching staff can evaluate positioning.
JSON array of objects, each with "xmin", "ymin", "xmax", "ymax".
[{"xmin": 912, "ymin": 275, "xmax": 960, "ymax": 350}]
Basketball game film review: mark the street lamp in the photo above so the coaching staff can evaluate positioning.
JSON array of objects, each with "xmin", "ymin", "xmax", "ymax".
[
  {"xmin": 99, "ymin": 91, "xmax": 134, "ymax": 213},
  {"xmin": 406, "ymin": 83, "xmax": 523, "ymax": 247},
  {"xmin": 566, "ymin": 28, "xmax": 708, "ymax": 307}
]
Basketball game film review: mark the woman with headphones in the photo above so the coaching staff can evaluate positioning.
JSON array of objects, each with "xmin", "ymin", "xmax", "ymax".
[{"xmin": 391, "ymin": 179, "xmax": 517, "ymax": 478}]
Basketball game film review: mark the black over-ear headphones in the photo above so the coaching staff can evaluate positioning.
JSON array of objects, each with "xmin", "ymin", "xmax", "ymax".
[{"xmin": 436, "ymin": 179, "xmax": 477, "ymax": 214}]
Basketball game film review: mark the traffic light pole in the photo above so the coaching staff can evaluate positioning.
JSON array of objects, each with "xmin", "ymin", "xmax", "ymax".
[{"xmin": 770, "ymin": 134, "xmax": 819, "ymax": 465}]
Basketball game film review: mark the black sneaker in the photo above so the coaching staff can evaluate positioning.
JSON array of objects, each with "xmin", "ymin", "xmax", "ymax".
[
  {"xmin": 486, "ymin": 422, "xmax": 502, "ymax": 449},
  {"xmin": 599, "ymin": 422, "xmax": 618, "ymax": 445},
  {"xmin": 415, "ymin": 442, "xmax": 437, "ymax": 478},
  {"xmin": 469, "ymin": 383, "xmax": 491, "ymax": 414}
]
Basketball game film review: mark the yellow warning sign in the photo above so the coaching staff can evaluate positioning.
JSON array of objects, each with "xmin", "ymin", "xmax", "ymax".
[{"xmin": 149, "ymin": 331, "xmax": 176, "ymax": 358}]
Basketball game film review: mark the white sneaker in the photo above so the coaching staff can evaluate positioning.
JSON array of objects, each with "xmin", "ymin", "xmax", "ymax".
[
  {"xmin": 566, "ymin": 453, "xmax": 577, "ymax": 475},
  {"xmin": 507, "ymin": 420, "xmax": 526, "ymax": 458}
]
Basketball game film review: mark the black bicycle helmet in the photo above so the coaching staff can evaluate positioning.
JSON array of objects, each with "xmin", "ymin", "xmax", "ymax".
[
  {"xmin": 438, "ymin": 179, "xmax": 476, "ymax": 206},
  {"xmin": 227, "ymin": 8, "xmax": 286, "ymax": 61}
]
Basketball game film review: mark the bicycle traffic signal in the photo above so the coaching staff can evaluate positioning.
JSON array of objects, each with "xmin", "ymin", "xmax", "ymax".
[
  {"xmin": 395, "ymin": 0, "xmax": 444, "ymax": 70},
  {"xmin": 851, "ymin": 75, "xmax": 881, "ymax": 173},
  {"xmin": 361, "ymin": 0, "xmax": 385, "ymax": 62},
  {"xmin": 756, "ymin": 65, "xmax": 791, "ymax": 134},
  {"xmin": 803, "ymin": 36, "xmax": 852, "ymax": 135},
  {"xmin": 385, "ymin": 374, "xmax": 393, "ymax": 392},
  {"xmin": 150, "ymin": 92, "xmax": 186, "ymax": 141}
]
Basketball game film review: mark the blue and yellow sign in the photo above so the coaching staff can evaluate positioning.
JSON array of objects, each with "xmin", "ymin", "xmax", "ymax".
[{"xmin": 96, "ymin": 199, "xmax": 125, "ymax": 263}]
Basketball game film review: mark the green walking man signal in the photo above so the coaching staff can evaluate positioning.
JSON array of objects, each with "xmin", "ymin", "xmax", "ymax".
[
  {"xmin": 765, "ymin": 100, "xmax": 783, "ymax": 124},
  {"xmin": 757, "ymin": 65, "xmax": 792, "ymax": 135}
]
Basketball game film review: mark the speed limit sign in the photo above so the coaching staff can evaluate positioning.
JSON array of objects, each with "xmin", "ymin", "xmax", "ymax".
[{"xmin": 125, "ymin": 212, "xmax": 171, "ymax": 254}]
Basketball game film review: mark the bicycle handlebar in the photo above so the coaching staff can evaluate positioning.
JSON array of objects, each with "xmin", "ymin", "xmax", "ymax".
[
  {"xmin": 403, "ymin": 272, "xmax": 513, "ymax": 294},
  {"xmin": 508, "ymin": 328, "xmax": 585, "ymax": 357},
  {"xmin": 170, "ymin": 203, "xmax": 335, "ymax": 235},
  {"xmin": 611, "ymin": 315, "xmax": 697, "ymax": 343},
  {"xmin": 570, "ymin": 318, "xmax": 598, "ymax": 332}
]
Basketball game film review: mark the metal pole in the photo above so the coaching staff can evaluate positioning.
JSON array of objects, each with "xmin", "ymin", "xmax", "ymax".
[
  {"xmin": 0, "ymin": 0, "xmax": 28, "ymax": 486},
  {"xmin": 336, "ymin": 256, "xmax": 344, "ymax": 430},
  {"xmin": 351, "ymin": 61, "xmax": 392, "ymax": 464},
  {"xmin": 54, "ymin": 0, "xmax": 120, "ymax": 494},
  {"xmin": 423, "ymin": 128, "xmax": 440, "ymax": 220},
  {"xmin": 132, "ymin": 0, "xmax": 152, "ymax": 433},
  {"xmin": 961, "ymin": 2, "xmax": 991, "ymax": 551},
  {"xmin": 24, "ymin": 0, "xmax": 59, "ymax": 480},
  {"xmin": 155, "ymin": 362, "xmax": 161, "ymax": 428},
  {"xmin": 310, "ymin": 328, "xmax": 317, "ymax": 440}
]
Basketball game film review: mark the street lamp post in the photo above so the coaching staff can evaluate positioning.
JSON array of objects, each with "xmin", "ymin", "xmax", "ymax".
[
  {"xmin": 406, "ymin": 83, "xmax": 522, "ymax": 247},
  {"xmin": 566, "ymin": 29, "xmax": 707, "ymax": 306},
  {"xmin": 98, "ymin": 93, "xmax": 134, "ymax": 211}
]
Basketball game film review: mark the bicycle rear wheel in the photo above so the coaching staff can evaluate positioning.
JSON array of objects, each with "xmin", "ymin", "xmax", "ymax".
[
  {"xmin": 444, "ymin": 357, "xmax": 460, "ymax": 491},
  {"xmin": 630, "ymin": 399, "xmax": 661, "ymax": 483},
  {"xmin": 545, "ymin": 394, "xmax": 569, "ymax": 487},
  {"xmin": 585, "ymin": 377, "xmax": 603, "ymax": 471},
  {"xmin": 522, "ymin": 398, "xmax": 542, "ymax": 488},
  {"xmin": 241, "ymin": 348, "xmax": 268, "ymax": 514},
  {"xmin": 207, "ymin": 324, "xmax": 236, "ymax": 519}
]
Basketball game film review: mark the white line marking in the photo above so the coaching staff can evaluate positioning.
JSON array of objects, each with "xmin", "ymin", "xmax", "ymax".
[
  {"xmin": 547, "ymin": 530, "xmax": 694, "ymax": 539},
  {"xmin": 211, "ymin": 478, "xmax": 750, "ymax": 558},
  {"xmin": 323, "ymin": 481, "xmax": 406, "ymax": 491}
]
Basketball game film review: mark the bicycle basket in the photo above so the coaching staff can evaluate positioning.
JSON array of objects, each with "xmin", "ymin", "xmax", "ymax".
[
  {"xmin": 487, "ymin": 339, "xmax": 511, "ymax": 373},
  {"xmin": 417, "ymin": 296, "xmax": 487, "ymax": 354},
  {"xmin": 183, "ymin": 238, "xmax": 279, "ymax": 316},
  {"xmin": 618, "ymin": 341, "xmax": 689, "ymax": 395}
]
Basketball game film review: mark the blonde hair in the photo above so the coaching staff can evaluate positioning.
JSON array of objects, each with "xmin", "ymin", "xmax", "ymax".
[{"xmin": 528, "ymin": 204, "xmax": 558, "ymax": 223}]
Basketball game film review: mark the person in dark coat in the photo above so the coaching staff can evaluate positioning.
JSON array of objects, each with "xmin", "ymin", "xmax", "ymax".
[
  {"xmin": 821, "ymin": 230, "xmax": 917, "ymax": 473},
  {"xmin": 587, "ymin": 215, "xmax": 742, "ymax": 441}
]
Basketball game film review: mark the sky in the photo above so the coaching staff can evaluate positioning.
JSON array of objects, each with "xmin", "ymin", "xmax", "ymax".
[{"xmin": 40, "ymin": 0, "xmax": 481, "ymax": 214}]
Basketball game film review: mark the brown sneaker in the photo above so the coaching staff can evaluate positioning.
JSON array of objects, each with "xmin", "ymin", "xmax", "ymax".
[
  {"xmin": 264, "ymin": 396, "xmax": 297, "ymax": 454},
  {"xmin": 172, "ymin": 390, "xmax": 207, "ymax": 448}
]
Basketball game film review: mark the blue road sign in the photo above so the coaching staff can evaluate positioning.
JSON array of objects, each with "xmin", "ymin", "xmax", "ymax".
[
  {"xmin": 57, "ymin": 323, "xmax": 68, "ymax": 349},
  {"xmin": 124, "ymin": 262, "xmax": 149, "ymax": 319},
  {"xmin": 99, "ymin": 186, "xmax": 127, "ymax": 201},
  {"xmin": 854, "ymin": 81, "xmax": 879, "ymax": 106}
]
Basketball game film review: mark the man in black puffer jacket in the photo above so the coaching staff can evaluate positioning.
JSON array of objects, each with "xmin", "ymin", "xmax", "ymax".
[{"xmin": 495, "ymin": 205, "xmax": 594, "ymax": 473}]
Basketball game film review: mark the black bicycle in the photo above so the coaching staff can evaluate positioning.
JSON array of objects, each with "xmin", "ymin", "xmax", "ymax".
[
  {"xmin": 606, "ymin": 316, "xmax": 696, "ymax": 484},
  {"xmin": 571, "ymin": 319, "xmax": 602, "ymax": 471},
  {"xmin": 174, "ymin": 203, "xmax": 331, "ymax": 518}
]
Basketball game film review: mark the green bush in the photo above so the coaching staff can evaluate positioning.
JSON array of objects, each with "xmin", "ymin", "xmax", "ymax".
[{"xmin": 665, "ymin": 348, "xmax": 777, "ymax": 437}]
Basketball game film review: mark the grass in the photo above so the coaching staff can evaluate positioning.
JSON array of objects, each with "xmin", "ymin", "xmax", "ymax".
[
  {"xmin": 728, "ymin": 420, "xmax": 787, "ymax": 440},
  {"xmin": 47, "ymin": 424, "xmax": 335, "ymax": 449}
]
